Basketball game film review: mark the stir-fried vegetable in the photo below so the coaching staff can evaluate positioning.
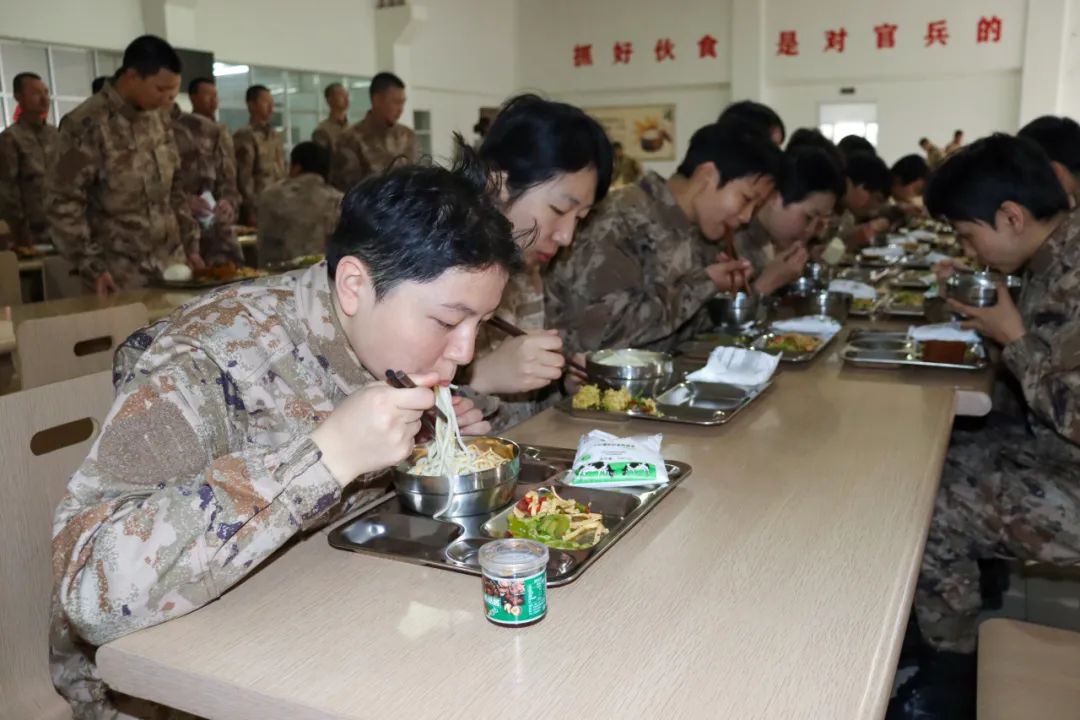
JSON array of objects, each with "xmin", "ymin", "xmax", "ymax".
[{"xmin": 507, "ymin": 488, "xmax": 610, "ymax": 550}]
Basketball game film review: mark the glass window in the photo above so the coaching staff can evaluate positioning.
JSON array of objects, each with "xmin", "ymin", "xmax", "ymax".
[
  {"xmin": 93, "ymin": 50, "xmax": 122, "ymax": 79},
  {"xmin": 52, "ymin": 47, "xmax": 93, "ymax": 97},
  {"xmin": 348, "ymin": 78, "xmax": 371, "ymax": 120},
  {"xmin": 1, "ymin": 42, "xmax": 49, "ymax": 95},
  {"xmin": 56, "ymin": 99, "xmax": 83, "ymax": 123},
  {"xmin": 219, "ymin": 108, "xmax": 249, "ymax": 134},
  {"xmin": 413, "ymin": 110, "xmax": 432, "ymax": 157}
]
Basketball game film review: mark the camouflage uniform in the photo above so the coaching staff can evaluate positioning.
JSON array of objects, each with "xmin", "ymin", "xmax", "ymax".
[
  {"xmin": 232, "ymin": 121, "xmax": 286, "ymax": 226},
  {"xmin": 49, "ymin": 83, "xmax": 199, "ymax": 289},
  {"xmin": 51, "ymin": 262, "xmax": 386, "ymax": 718},
  {"xmin": 612, "ymin": 154, "xmax": 644, "ymax": 187},
  {"xmin": 470, "ymin": 265, "xmax": 560, "ymax": 433},
  {"xmin": 544, "ymin": 171, "xmax": 718, "ymax": 354},
  {"xmin": 255, "ymin": 173, "xmax": 343, "ymax": 267},
  {"xmin": 915, "ymin": 207, "xmax": 1080, "ymax": 653},
  {"xmin": 312, "ymin": 116, "xmax": 348, "ymax": 152},
  {"xmin": 329, "ymin": 111, "xmax": 418, "ymax": 192},
  {"xmin": 0, "ymin": 115, "xmax": 59, "ymax": 248},
  {"xmin": 733, "ymin": 216, "xmax": 775, "ymax": 279},
  {"xmin": 170, "ymin": 107, "xmax": 243, "ymax": 266}
]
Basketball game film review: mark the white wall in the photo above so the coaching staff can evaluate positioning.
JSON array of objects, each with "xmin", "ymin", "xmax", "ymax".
[
  {"xmin": 0, "ymin": 0, "xmax": 144, "ymax": 50},
  {"xmin": 516, "ymin": 0, "xmax": 733, "ymax": 174},
  {"xmin": 405, "ymin": 0, "xmax": 519, "ymax": 161}
]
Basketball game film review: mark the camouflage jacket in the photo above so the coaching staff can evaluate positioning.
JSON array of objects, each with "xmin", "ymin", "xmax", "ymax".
[
  {"xmin": 733, "ymin": 216, "xmax": 775, "ymax": 279},
  {"xmin": 0, "ymin": 117, "xmax": 59, "ymax": 247},
  {"xmin": 612, "ymin": 154, "xmax": 644, "ymax": 187},
  {"xmin": 329, "ymin": 111, "xmax": 418, "ymax": 191},
  {"xmin": 474, "ymin": 265, "xmax": 559, "ymax": 432},
  {"xmin": 48, "ymin": 83, "xmax": 199, "ymax": 288},
  {"xmin": 256, "ymin": 173, "xmax": 343, "ymax": 267},
  {"xmin": 1000, "ymin": 207, "xmax": 1080, "ymax": 470},
  {"xmin": 51, "ymin": 263, "xmax": 385, "ymax": 717},
  {"xmin": 170, "ymin": 107, "xmax": 240, "ymax": 208},
  {"xmin": 233, "ymin": 121, "xmax": 286, "ymax": 225},
  {"xmin": 544, "ymin": 172, "xmax": 717, "ymax": 354},
  {"xmin": 312, "ymin": 115, "xmax": 349, "ymax": 152}
]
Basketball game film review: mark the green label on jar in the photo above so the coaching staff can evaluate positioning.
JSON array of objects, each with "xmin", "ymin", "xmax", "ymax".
[{"xmin": 482, "ymin": 569, "xmax": 547, "ymax": 625}]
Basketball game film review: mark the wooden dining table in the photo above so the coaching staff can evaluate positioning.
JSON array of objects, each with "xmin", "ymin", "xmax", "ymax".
[{"xmin": 96, "ymin": 333, "xmax": 971, "ymax": 720}]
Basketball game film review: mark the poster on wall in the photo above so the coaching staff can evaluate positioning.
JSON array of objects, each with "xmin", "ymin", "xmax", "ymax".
[{"xmin": 585, "ymin": 104, "xmax": 676, "ymax": 162}]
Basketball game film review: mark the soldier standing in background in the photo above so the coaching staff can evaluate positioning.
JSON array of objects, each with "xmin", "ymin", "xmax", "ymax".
[
  {"xmin": 312, "ymin": 82, "xmax": 350, "ymax": 152},
  {"xmin": 0, "ymin": 72, "xmax": 59, "ymax": 250},
  {"xmin": 330, "ymin": 72, "xmax": 418, "ymax": 191},
  {"xmin": 256, "ymin": 141, "xmax": 342, "ymax": 267},
  {"xmin": 49, "ymin": 35, "xmax": 200, "ymax": 295},
  {"xmin": 175, "ymin": 76, "xmax": 243, "ymax": 266},
  {"xmin": 233, "ymin": 84, "xmax": 286, "ymax": 226}
]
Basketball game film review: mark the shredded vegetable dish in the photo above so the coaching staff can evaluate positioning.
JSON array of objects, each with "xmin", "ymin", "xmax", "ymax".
[
  {"xmin": 765, "ymin": 333, "xmax": 822, "ymax": 354},
  {"xmin": 892, "ymin": 291, "xmax": 926, "ymax": 308},
  {"xmin": 508, "ymin": 487, "xmax": 610, "ymax": 550},
  {"xmin": 572, "ymin": 384, "xmax": 659, "ymax": 415},
  {"xmin": 852, "ymin": 298, "xmax": 876, "ymax": 313}
]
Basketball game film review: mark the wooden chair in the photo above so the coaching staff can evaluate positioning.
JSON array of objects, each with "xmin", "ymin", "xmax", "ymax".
[
  {"xmin": 0, "ymin": 250, "xmax": 20, "ymax": 307},
  {"xmin": 978, "ymin": 618, "xmax": 1080, "ymax": 719},
  {"xmin": 15, "ymin": 304, "xmax": 148, "ymax": 390},
  {"xmin": 41, "ymin": 256, "xmax": 87, "ymax": 300},
  {"xmin": 0, "ymin": 370, "xmax": 114, "ymax": 720}
]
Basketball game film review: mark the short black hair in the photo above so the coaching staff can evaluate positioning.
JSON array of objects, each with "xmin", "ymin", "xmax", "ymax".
[
  {"xmin": 676, "ymin": 122, "xmax": 784, "ymax": 186},
  {"xmin": 480, "ymin": 93, "xmax": 613, "ymax": 206},
  {"xmin": 924, "ymin": 133, "xmax": 1069, "ymax": 227},
  {"xmin": 954, "ymin": 129, "xmax": 963, "ymax": 137},
  {"xmin": 290, "ymin": 141, "xmax": 331, "ymax": 180},
  {"xmin": 837, "ymin": 135, "xmax": 876, "ymax": 158},
  {"xmin": 324, "ymin": 82, "xmax": 344, "ymax": 100},
  {"xmin": 891, "ymin": 154, "xmax": 930, "ymax": 186},
  {"xmin": 120, "ymin": 35, "xmax": 181, "ymax": 77},
  {"xmin": 12, "ymin": 72, "xmax": 41, "ymax": 95},
  {"xmin": 369, "ymin": 72, "xmax": 405, "ymax": 99},
  {"xmin": 91, "ymin": 76, "xmax": 108, "ymax": 94},
  {"xmin": 786, "ymin": 128, "xmax": 845, "ymax": 168},
  {"xmin": 1018, "ymin": 115, "xmax": 1080, "ymax": 174},
  {"xmin": 326, "ymin": 147, "xmax": 522, "ymax": 298},
  {"xmin": 778, "ymin": 147, "xmax": 845, "ymax": 207},
  {"xmin": 845, "ymin": 151, "xmax": 891, "ymax": 196},
  {"xmin": 188, "ymin": 76, "xmax": 215, "ymax": 96},
  {"xmin": 919, "ymin": 137, "xmax": 930, "ymax": 145},
  {"xmin": 246, "ymin": 85, "xmax": 270, "ymax": 104},
  {"xmin": 719, "ymin": 100, "xmax": 786, "ymax": 144}
]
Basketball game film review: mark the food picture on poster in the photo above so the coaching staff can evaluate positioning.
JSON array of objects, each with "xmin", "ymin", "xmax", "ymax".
[{"xmin": 585, "ymin": 105, "xmax": 676, "ymax": 161}]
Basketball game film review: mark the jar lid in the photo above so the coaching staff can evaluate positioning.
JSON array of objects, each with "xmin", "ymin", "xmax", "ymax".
[{"xmin": 478, "ymin": 538, "xmax": 548, "ymax": 576}]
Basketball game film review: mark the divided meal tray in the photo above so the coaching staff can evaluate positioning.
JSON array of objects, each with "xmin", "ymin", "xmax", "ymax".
[
  {"xmin": 751, "ymin": 327, "xmax": 839, "ymax": 363},
  {"xmin": 555, "ymin": 379, "xmax": 770, "ymax": 426},
  {"xmin": 840, "ymin": 329, "xmax": 988, "ymax": 371},
  {"xmin": 327, "ymin": 444, "xmax": 691, "ymax": 586}
]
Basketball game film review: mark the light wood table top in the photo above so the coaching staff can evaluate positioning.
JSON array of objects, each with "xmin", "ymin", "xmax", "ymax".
[{"xmin": 97, "ymin": 340, "xmax": 958, "ymax": 719}]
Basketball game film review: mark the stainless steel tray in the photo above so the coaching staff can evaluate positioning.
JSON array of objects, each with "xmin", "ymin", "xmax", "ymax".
[
  {"xmin": 675, "ymin": 331, "xmax": 759, "ymax": 361},
  {"xmin": 891, "ymin": 271, "xmax": 934, "ymax": 290},
  {"xmin": 841, "ymin": 330, "xmax": 988, "ymax": 371},
  {"xmin": 554, "ymin": 375, "xmax": 768, "ymax": 426},
  {"xmin": 327, "ymin": 444, "xmax": 691, "ymax": 586},
  {"xmin": 849, "ymin": 297, "xmax": 884, "ymax": 317},
  {"xmin": 751, "ymin": 329, "xmax": 839, "ymax": 363},
  {"xmin": 883, "ymin": 293, "xmax": 927, "ymax": 318}
]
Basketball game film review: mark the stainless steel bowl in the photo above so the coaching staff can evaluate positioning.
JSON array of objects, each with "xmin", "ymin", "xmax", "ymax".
[
  {"xmin": 394, "ymin": 436, "xmax": 520, "ymax": 518},
  {"xmin": 784, "ymin": 276, "xmax": 818, "ymax": 296},
  {"xmin": 706, "ymin": 291, "xmax": 763, "ymax": 328},
  {"xmin": 802, "ymin": 262, "xmax": 834, "ymax": 287},
  {"xmin": 791, "ymin": 290, "xmax": 852, "ymax": 323},
  {"xmin": 945, "ymin": 272, "xmax": 997, "ymax": 307},
  {"xmin": 585, "ymin": 348, "xmax": 674, "ymax": 397},
  {"xmin": 1005, "ymin": 274, "xmax": 1023, "ymax": 303}
]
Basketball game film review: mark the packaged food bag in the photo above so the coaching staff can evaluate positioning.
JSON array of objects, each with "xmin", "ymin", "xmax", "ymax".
[{"xmin": 570, "ymin": 430, "xmax": 670, "ymax": 488}]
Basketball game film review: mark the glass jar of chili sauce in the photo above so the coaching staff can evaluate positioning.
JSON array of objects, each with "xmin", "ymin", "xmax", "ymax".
[{"xmin": 478, "ymin": 538, "xmax": 548, "ymax": 627}]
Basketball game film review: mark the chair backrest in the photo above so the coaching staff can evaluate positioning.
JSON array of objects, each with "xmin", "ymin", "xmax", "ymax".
[
  {"xmin": 41, "ymin": 256, "xmax": 86, "ymax": 301},
  {"xmin": 0, "ymin": 370, "xmax": 114, "ymax": 720},
  {"xmin": 0, "ymin": 250, "xmax": 20, "ymax": 308},
  {"xmin": 15, "ymin": 303, "xmax": 148, "ymax": 390}
]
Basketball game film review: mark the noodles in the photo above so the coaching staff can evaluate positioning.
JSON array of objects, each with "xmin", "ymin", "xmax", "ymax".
[{"xmin": 409, "ymin": 386, "xmax": 506, "ymax": 476}]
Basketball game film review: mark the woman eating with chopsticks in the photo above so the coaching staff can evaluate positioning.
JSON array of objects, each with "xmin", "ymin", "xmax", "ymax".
[
  {"xmin": 50, "ymin": 157, "xmax": 521, "ymax": 718},
  {"xmin": 459, "ymin": 94, "xmax": 613, "ymax": 431}
]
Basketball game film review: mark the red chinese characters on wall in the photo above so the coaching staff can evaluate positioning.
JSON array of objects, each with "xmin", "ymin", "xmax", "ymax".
[
  {"xmin": 824, "ymin": 28, "xmax": 848, "ymax": 53},
  {"xmin": 655, "ymin": 37, "xmax": 676, "ymax": 62},
  {"xmin": 613, "ymin": 41, "xmax": 633, "ymax": 64},
  {"xmin": 698, "ymin": 34, "xmax": 718, "ymax": 59},
  {"xmin": 777, "ymin": 30, "xmax": 799, "ymax": 56},
  {"xmin": 874, "ymin": 23, "xmax": 897, "ymax": 49},
  {"xmin": 977, "ymin": 16, "xmax": 1003, "ymax": 43},
  {"xmin": 573, "ymin": 44, "xmax": 593, "ymax": 67},
  {"xmin": 925, "ymin": 19, "xmax": 949, "ymax": 46}
]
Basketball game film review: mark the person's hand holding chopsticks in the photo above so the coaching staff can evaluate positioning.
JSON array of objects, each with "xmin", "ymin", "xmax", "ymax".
[
  {"xmin": 469, "ymin": 329, "xmax": 566, "ymax": 395},
  {"xmin": 705, "ymin": 251, "xmax": 754, "ymax": 293}
]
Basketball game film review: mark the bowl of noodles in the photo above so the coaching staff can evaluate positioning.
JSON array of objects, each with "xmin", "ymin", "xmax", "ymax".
[{"xmin": 393, "ymin": 388, "xmax": 520, "ymax": 517}]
